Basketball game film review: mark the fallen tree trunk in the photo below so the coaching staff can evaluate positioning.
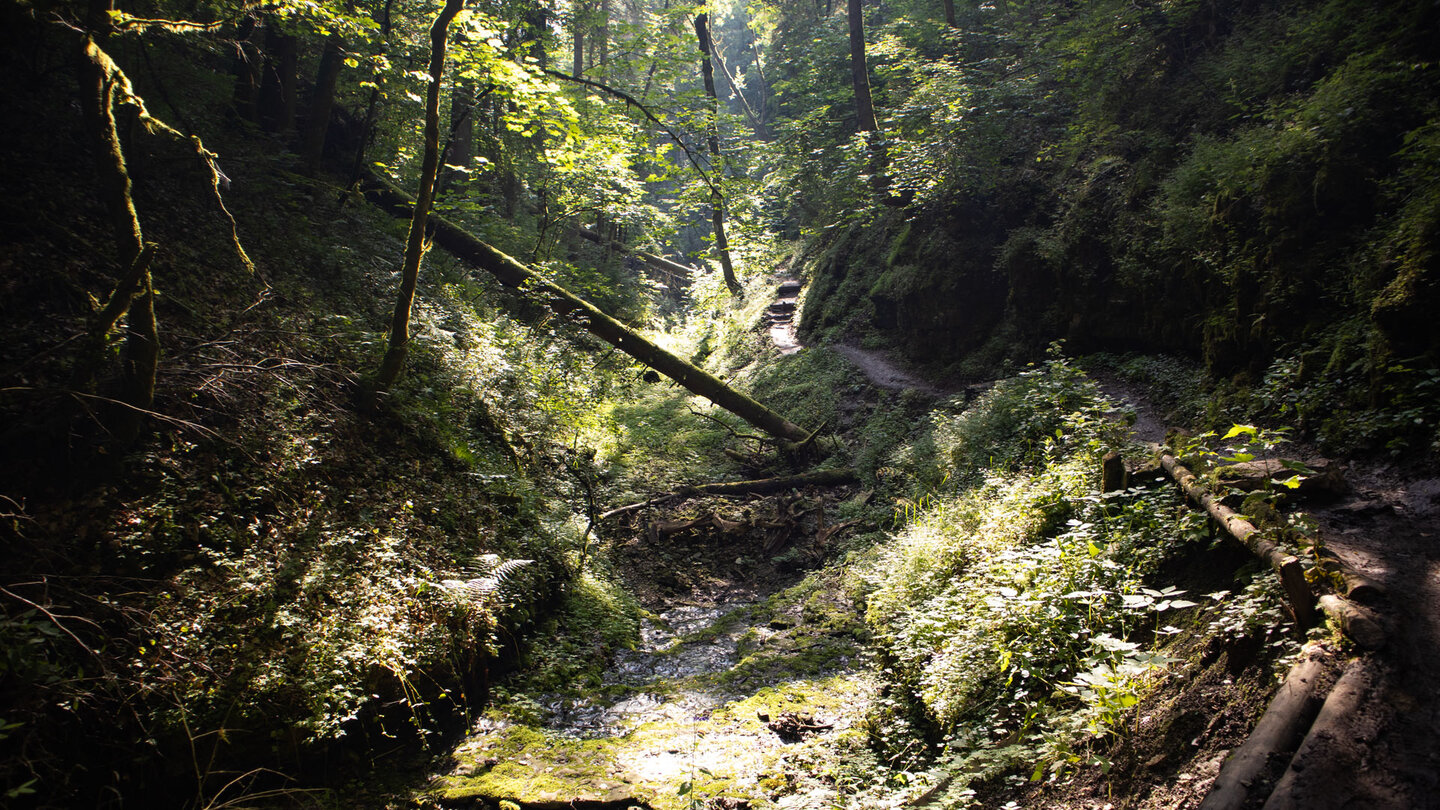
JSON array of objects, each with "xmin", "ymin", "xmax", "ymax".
[
  {"xmin": 602, "ymin": 468, "xmax": 858, "ymax": 519},
  {"xmin": 1161, "ymin": 455, "xmax": 1316, "ymax": 627},
  {"xmin": 1199, "ymin": 651, "xmax": 1331, "ymax": 810},
  {"xmin": 575, "ymin": 226, "xmax": 695, "ymax": 282},
  {"xmin": 361, "ymin": 173, "xmax": 809, "ymax": 444},
  {"xmin": 1313, "ymin": 547, "xmax": 1385, "ymax": 604}
]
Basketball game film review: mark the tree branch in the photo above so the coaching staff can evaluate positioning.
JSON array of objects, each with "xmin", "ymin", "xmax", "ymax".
[{"xmin": 540, "ymin": 67, "xmax": 717, "ymax": 194}]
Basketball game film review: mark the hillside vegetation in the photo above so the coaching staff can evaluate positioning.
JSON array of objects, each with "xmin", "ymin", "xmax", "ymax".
[
  {"xmin": 786, "ymin": 0, "xmax": 1440, "ymax": 457},
  {"xmin": 0, "ymin": 0, "xmax": 1436, "ymax": 807}
]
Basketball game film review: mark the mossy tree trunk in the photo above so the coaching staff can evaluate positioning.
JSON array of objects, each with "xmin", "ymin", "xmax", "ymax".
[
  {"xmin": 361, "ymin": 175, "xmax": 811, "ymax": 443},
  {"xmin": 77, "ymin": 30, "xmax": 159, "ymax": 422},
  {"xmin": 368, "ymin": 0, "xmax": 467, "ymax": 399}
]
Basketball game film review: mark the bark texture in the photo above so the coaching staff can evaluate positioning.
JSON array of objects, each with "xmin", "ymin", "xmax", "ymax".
[{"xmin": 847, "ymin": 0, "xmax": 877, "ymax": 132}]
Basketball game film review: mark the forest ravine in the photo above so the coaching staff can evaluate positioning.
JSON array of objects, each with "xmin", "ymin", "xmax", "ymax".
[{"xmin": 3, "ymin": 0, "xmax": 1440, "ymax": 808}]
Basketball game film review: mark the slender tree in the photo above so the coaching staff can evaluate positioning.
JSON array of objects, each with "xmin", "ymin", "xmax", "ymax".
[
  {"xmin": 694, "ymin": 11, "xmax": 742, "ymax": 295},
  {"xmin": 77, "ymin": 12, "xmax": 159, "ymax": 429},
  {"xmin": 369, "ymin": 0, "xmax": 467, "ymax": 398},
  {"xmin": 846, "ymin": 0, "xmax": 877, "ymax": 132}
]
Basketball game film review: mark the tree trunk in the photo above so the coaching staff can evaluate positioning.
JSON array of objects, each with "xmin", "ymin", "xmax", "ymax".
[
  {"xmin": 1199, "ymin": 652, "xmax": 1330, "ymax": 810},
  {"xmin": 847, "ymin": 0, "xmax": 877, "ymax": 132},
  {"xmin": 77, "ymin": 34, "xmax": 159, "ymax": 414},
  {"xmin": 523, "ymin": 5, "xmax": 548, "ymax": 67},
  {"xmin": 302, "ymin": 35, "xmax": 344, "ymax": 172},
  {"xmin": 572, "ymin": 4, "xmax": 585, "ymax": 78},
  {"xmin": 942, "ymin": 0, "xmax": 956, "ymax": 28},
  {"xmin": 230, "ymin": 15, "xmax": 262, "ymax": 122},
  {"xmin": 604, "ymin": 469, "xmax": 858, "ymax": 519},
  {"xmin": 597, "ymin": 0, "xmax": 610, "ymax": 76},
  {"xmin": 258, "ymin": 24, "xmax": 298, "ymax": 133},
  {"xmin": 368, "ymin": 0, "xmax": 466, "ymax": 399},
  {"xmin": 712, "ymin": 37, "xmax": 765, "ymax": 138},
  {"xmin": 115, "ymin": 274, "xmax": 159, "ymax": 441},
  {"xmin": 439, "ymin": 81, "xmax": 475, "ymax": 194},
  {"xmin": 361, "ymin": 173, "xmax": 810, "ymax": 443},
  {"xmin": 694, "ymin": 12, "xmax": 742, "ymax": 296},
  {"xmin": 344, "ymin": 0, "xmax": 393, "ymax": 193},
  {"xmin": 575, "ymin": 225, "xmax": 696, "ymax": 282}
]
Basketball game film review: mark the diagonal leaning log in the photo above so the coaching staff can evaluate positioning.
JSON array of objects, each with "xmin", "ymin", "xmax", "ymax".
[{"xmin": 360, "ymin": 172, "xmax": 810, "ymax": 445}]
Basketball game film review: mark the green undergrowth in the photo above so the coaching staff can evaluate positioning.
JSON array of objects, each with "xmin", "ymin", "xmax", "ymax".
[
  {"xmin": 0, "ymin": 120, "xmax": 686, "ymax": 804},
  {"xmin": 854, "ymin": 352, "xmax": 1306, "ymax": 803}
]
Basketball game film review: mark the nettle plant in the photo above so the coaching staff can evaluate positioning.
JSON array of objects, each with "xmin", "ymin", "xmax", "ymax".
[{"xmin": 866, "ymin": 356, "xmax": 1212, "ymax": 786}]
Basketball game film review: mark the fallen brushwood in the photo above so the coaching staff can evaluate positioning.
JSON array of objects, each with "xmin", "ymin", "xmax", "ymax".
[
  {"xmin": 1161, "ymin": 455, "xmax": 1316, "ymax": 627},
  {"xmin": 1199, "ymin": 650, "xmax": 1333, "ymax": 810},
  {"xmin": 602, "ymin": 469, "xmax": 858, "ymax": 519}
]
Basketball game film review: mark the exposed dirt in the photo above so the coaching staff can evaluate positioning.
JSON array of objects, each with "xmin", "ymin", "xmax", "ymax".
[
  {"xmin": 1280, "ymin": 463, "xmax": 1440, "ymax": 808},
  {"xmin": 831, "ymin": 345, "xmax": 949, "ymax": 396},
  {"xmin": 788, "ymin": 317, "xmax": 1440, "ymax": 807},
  {"xmin": 427, "ymin": 290, "xmax": 1440, "ymax": 810}
]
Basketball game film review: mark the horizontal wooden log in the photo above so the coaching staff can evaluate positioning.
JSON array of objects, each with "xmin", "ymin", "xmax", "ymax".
[
  {"xmin": 1261, "ymin": 659, "xmax": 1376, "ymax": 810},
  {"xmin": 1317, "ymin": 594, "xmax": 1386, "ymax": 650},
  {"xmin": 689, "ymin": 468, "xmax": 857, "ymax": 496},
  {"xmin": 1199, "ymin": 652, "xmax": 1331, "ymax": 810},
  {"xmin": 1161, "ymin": 455, "xmax": 1316, "ymax": 627},
  {"xmin": 1313, "ymin": 548, "xmax": 1385, "ymax": 604},
  {"xmin": 575, "ymin": 226, "xmax": 695, "ymax": 280},
  {"xmin": 361, "ymin": 173, "xmax": 808, "ymax": 444}
]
